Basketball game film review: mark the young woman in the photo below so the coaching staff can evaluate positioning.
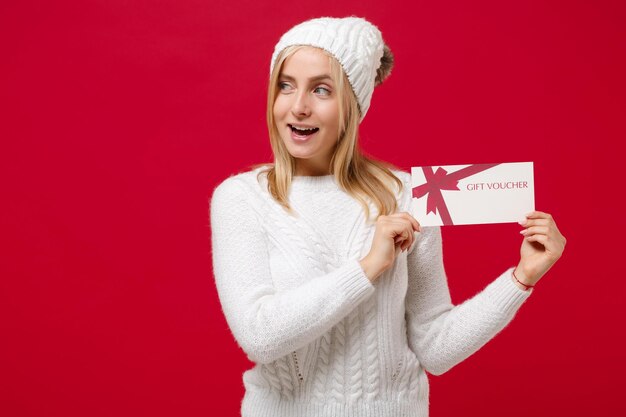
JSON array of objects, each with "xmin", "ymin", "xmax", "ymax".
[{"xmin": 210, "ymin": 16, "xmax": 566, "ymax": 417}]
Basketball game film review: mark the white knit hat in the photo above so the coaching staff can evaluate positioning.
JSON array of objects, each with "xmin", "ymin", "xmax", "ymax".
[{"xmin": 270, "ymin": 16, "xmax": 385, "ymax": 123}]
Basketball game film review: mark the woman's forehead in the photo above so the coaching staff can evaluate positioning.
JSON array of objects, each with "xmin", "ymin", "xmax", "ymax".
[{"xmin": 281, "ymin": 47, "xmax": 334, "ymax": 78}]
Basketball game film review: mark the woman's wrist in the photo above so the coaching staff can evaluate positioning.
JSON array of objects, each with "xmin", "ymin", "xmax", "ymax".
[
  {"xmin": 512, "ymin": 262, "xmax": 539, "ymax": 291},
  {"xmin": 359, "ymin": 256, "xmax": 385, "ymax": 283}
]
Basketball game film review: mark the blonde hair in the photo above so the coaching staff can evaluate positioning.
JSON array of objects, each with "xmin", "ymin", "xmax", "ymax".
[{"xmin": 250, "ymin": 45, "xmax": 402, "ymax": 224}]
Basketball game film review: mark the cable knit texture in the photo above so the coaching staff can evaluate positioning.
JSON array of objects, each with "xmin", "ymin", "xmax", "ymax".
[{"xmin": 210, "ymin": 167, "xmax": 532, "ymax": 417}]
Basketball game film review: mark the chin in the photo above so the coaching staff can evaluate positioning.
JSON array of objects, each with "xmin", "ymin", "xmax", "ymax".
[
  {"xmin": 288, "ymin": 151, "xmax": 314, "ymax": 160},
  {"xmin": 282, "ymin": 141, "xmax": 311, "ymax": 155}
]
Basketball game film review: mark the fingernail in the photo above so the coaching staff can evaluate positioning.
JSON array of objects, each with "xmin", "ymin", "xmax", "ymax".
[
  {"xmin": 520, "ymin": 229, "xmax": 527, "ymax": 235},
  {"xmin": 518, "ymin": 219, "xmax": 527, "ymax": 225}
]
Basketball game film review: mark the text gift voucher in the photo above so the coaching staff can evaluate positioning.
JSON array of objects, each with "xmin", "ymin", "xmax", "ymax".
[{"xmin": 410, "ymin": 162, "xmax": 535, "ymax": 226}]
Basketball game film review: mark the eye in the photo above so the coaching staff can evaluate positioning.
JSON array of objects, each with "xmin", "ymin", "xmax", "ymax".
[
  {"xmin": 278, "ymin": 82, "xmax": 292, "ymax": 91},
  {"xmin": 314, "ymin": 86, "xmax": 331, "ymax": 96}
]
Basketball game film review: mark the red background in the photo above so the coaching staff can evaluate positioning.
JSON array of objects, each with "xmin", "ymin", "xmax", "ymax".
[{"xmin": 1, "ymin": 1, "xmax": 624, "ymax": 416}]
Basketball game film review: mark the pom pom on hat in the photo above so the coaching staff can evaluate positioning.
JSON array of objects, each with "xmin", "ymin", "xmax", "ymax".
[{"xmin": 270, "ymin": 16, "xmax": 385, "ymax": 122}]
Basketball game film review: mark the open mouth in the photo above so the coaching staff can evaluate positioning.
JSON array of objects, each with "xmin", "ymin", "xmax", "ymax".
[{"xmin": 289, "ymin": 124, "xmax": 319, "ymax": 137}]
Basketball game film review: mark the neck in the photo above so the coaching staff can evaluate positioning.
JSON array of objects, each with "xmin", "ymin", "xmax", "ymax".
[{"xmin": 294, "ymin": 157, "xmax": 332, "ymax": 176}]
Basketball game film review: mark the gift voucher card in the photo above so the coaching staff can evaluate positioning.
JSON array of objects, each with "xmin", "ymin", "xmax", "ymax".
[{"xmin": 410, "ymin": 162, "xmax": 535, "ymax": 226}]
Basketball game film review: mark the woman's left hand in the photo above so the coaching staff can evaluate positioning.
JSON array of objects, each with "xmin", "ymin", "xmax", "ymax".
[{"xmin": 515, "ymin": 210, "xmax": 567, "ymax": 287}]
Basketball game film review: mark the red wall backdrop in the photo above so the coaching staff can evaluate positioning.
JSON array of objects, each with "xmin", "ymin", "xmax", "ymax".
[{"xmin": 1, "ymin": 1, "xmax": 624, "ymax": 416}]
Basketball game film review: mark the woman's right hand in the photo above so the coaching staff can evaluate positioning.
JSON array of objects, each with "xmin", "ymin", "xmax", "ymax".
[{"xmin": 359, "ymin": 212, "xmax": 421, "ymax": 283}]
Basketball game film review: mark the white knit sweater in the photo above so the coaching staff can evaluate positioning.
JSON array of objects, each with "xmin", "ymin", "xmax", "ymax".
[{"xmin": 210, "ymin": 167, "xmax": 532, "ymax": 417}]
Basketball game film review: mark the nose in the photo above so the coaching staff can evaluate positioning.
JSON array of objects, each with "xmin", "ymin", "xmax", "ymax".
[{"xmin": 291, "ymin": 89, "xmax": 311, "ymax": 117}]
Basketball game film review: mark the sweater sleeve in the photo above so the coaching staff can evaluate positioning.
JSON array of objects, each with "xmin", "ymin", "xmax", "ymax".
[
  {"xmin": 210, "ymin": 177, "xmax": 375, "ymax": 364},
  {"xmin": 404, "ymin": 226, "xmax": 532, "ymax": 376}
]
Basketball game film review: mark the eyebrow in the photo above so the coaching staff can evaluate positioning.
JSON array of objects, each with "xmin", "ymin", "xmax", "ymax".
[{"xmin": 279, "ymin": 74, "xmax": 334, "ymax": 83}]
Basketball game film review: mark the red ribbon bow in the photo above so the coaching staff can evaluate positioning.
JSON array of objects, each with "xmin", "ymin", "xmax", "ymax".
[{"xmin": 412, "ymin": 164, "xmax": 500, "ymax": 225}]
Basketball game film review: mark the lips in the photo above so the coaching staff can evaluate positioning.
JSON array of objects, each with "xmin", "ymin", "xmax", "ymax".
[
  {"xmin": 288, "ymin": 124, "xmax": 318, "ymax": 142},
  {"xmin": 288, "ymin": 124, "xmax": 320, "ymax": 135}
]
